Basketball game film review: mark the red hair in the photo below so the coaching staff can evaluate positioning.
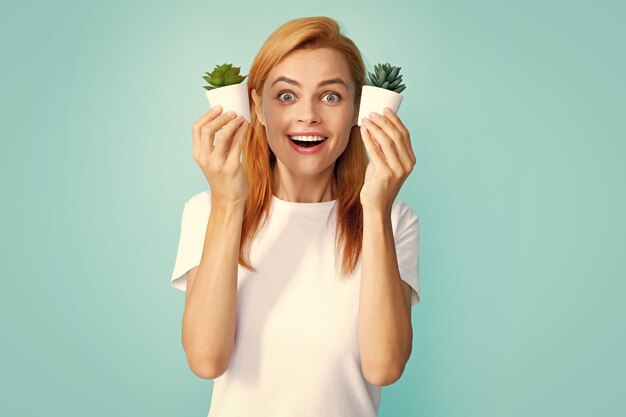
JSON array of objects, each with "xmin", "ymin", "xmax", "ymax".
[{"xmin": 239, "ymin": 16, "xmax": 368, "ymax": 279}]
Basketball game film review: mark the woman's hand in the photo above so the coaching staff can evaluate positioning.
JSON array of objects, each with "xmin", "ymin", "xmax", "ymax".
[
  {"xmin": 359, "ymin": 107, "xmax": 416, "ymax": 213},
  {"xmin": 191, "ymin": 106, "xmax": 251, "ymax": 206}
]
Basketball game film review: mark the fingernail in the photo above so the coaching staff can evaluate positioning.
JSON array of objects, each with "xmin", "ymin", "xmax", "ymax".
[
  {"xmin": 369, "ymin": 112, "xmax": 380, "ymax": 118},
  {"xmin": 225, "ymin": 111, "xmax": 235, "ymax": 117},
  {"xmin": 384, "ymin": 107, "xmax": 393, "ymax": 115},
  {"xmin": 362, "ymin": 117, "xmax": 370, "ymax": 124},
  {"xmin": 212, "ymin": 105, "xmax": 222, "ymax": 111}
]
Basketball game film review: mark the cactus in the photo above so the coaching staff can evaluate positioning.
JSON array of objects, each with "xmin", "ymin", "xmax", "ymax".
[
  {"xmin": 365, "ymin": 62, "xmax": 406, "ymax": 94},
  {"xmin": 202, "ymin": 63, "xmax": 248, "ymax": 91}
]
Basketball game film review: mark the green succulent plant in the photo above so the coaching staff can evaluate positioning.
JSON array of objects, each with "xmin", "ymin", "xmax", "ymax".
[
  {"xmin": 202, "ymin": 63, "xmax": 248, "ymax": 91},
  {"xmin": 365, "ymin": 62, "xmax": 406, "ymax": 94}
]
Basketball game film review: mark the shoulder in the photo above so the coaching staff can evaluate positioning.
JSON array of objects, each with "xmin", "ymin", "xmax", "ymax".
[
  {"xmin": 390, "ymin": 199, "xmax": 418, "ymax": 232},
  {"xmin": 184, "ymin": 190, "xmax": 212, "ymax": 210},
  {"xmin": 389, "ymin": 199, "xmax": 419, "ymax": 241},
  {"xmin": 181, "ymin": 190, "xmax": 212, "ymax": 223}
]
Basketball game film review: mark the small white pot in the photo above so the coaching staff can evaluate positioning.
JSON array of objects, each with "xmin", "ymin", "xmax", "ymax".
[
  {"xmin": 205, "ymin": 82, "xmax": 251, "ymax": 122},
  {"xmin": 357, "ymin": 85, "xmax": 404, "ymax": 126}
]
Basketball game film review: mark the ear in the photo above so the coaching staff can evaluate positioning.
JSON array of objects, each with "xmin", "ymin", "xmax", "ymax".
[
  {"xmin": 351, "ymin": 108, "xmax": 359, "ymax": 126},
  {"xmin": 251, "ymin": 88, "xmax": 265, "ymax": 126}
]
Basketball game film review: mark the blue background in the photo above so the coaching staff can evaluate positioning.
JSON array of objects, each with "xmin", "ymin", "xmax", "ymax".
[{"xmin": 2, "ymin": 0, "xmax": 624, "ymax": 416}]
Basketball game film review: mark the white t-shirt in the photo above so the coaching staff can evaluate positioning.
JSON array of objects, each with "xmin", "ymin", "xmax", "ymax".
[{"xmin": 170, "ymin": 191, "xmax": 420, "ymax": 417}]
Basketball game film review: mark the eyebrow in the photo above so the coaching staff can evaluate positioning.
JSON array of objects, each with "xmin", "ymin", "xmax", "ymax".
[{"xmin": 271, "ymin": 76, "xmax": 348, "ymax": 89}]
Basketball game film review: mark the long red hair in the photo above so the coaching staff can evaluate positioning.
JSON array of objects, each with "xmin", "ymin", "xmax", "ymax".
[{"xmin": 239, "ymin": 16, "xmax": 368, "ymax": 279}]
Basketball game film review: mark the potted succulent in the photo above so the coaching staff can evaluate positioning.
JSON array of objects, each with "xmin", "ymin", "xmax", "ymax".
[
  {"xmin": 357, "ymin": 62, "xmax": 406, "ymax": 126},
  {"xmin": 203, "ymin": 63, "xmax": 251, "ymax": 122}
]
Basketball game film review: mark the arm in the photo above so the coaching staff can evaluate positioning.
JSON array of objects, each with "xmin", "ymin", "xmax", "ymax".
[
  {"xmin": 358, "ymin": 206, "xmax": 413, "ymax": 387},
  {"xmin": 181, "ymin": 198, "xmax": 245, "ymax": 379}
]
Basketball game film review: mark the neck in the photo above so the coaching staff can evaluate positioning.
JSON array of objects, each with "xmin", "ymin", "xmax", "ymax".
[{"xmin": 272, "ymin": 164, "xmax": 337, "ymax": 203}]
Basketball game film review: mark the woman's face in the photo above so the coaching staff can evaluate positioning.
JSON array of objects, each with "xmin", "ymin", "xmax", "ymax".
[{"xmin": 251, "ymin": 47, "xmax": 358, "ymax": 179}]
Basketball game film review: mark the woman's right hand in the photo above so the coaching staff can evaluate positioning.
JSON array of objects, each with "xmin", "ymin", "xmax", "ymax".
[{"xmin": 192, "ymin": 106, "xmax": 251, "ymax": 206}]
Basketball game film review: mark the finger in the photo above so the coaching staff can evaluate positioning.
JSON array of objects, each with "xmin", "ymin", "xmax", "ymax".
[
  {"xmin": 192, "ymin": 105, "xmax": 222, "ymax": 150},
  {"xmin": 368, "ymin": 112, "xmax": 413, "ymax": 171},
  {"xmin": 362, "ymin": 117, "xmax": 403, "ymax": 174},
  {"xmin": 214, "ymin": 115, "xmax": 245, "ymax": 159},
  {"xmin": 360, "ymin": 124, "xmax": 388, "ymax": 170},
  {"xmin": 383, "ymin": 107, "xmax": 416, "ymax": 165},
  {"xmin": 201, "ymin": 111, "xmax": 238, "ymax": 154},
  {"xmin": 226, "ymin": 119, "xmax": 250, "ymax": 166},
  {"xmin": 359, "ymin": 120, "xmax": 383, "ymax": 155}
]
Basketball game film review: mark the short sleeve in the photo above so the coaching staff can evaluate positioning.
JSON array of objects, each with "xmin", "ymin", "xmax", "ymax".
[
  {"xmin": 170, "ymin": 192, "xmax": 212, "ymax": 291},
  {"xmin": 392, "ymin": 200, "xmax": 421, "ymax": 306}
]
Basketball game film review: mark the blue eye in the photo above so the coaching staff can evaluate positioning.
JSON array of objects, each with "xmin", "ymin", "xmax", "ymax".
[
  {"xmin": 323, "ymin": 92, "xmax": 341, "ymax": 103},
  {"xmin": 278, "ymin": 91, "xmax": 294, "ymax": 102},
  {"xmin": 276, "ymin": 90, "xmax": 342, "ymax": 103}
]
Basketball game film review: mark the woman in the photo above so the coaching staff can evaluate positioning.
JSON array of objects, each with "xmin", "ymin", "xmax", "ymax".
[{"xmin": 171, "ymin": 16, "xmax": 420, "ymax": 417}]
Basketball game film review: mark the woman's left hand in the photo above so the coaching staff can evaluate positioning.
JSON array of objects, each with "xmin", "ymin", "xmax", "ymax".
[{"xmin": 359, "ymin": 107, "xmax": 416, "ymax": 213}]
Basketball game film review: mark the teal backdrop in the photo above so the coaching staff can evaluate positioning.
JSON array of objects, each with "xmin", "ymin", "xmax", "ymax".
[{"xmin": 2, "ymin": 0, "xmax": 624, "ymax": 416}]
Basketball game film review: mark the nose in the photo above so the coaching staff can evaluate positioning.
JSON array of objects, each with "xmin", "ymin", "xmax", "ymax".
[{"xmin": 297, "ymin": 99, "xmax": 321, "ymax": 125}]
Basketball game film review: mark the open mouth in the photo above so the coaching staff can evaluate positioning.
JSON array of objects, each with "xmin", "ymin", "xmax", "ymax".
[{"xmin": 287, "ymin": 135, "xmax": 329, "ymax": 148}]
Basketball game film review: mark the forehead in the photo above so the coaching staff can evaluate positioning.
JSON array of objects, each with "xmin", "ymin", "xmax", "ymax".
[{"xmin": 266, "ymin": 47, "xmax": 352, "ymax": 89}]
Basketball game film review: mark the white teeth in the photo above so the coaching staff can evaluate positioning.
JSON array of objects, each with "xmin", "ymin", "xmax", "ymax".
[{"xmin": 288, "ymin": 135, "xmax": 327, "ymax": 142}]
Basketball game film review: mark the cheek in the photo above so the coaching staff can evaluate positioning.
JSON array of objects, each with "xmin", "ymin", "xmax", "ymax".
[
  {"xmin": 264, "ymin": 107, "xmax": 289, "ymax": 129},
  {"xmin": 329, "ymin": 128, "xmax": 353, "ymax": 155},
  {"xmin": 264, "ymin": 119, "xmax": 286, "ymax": 143}
]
